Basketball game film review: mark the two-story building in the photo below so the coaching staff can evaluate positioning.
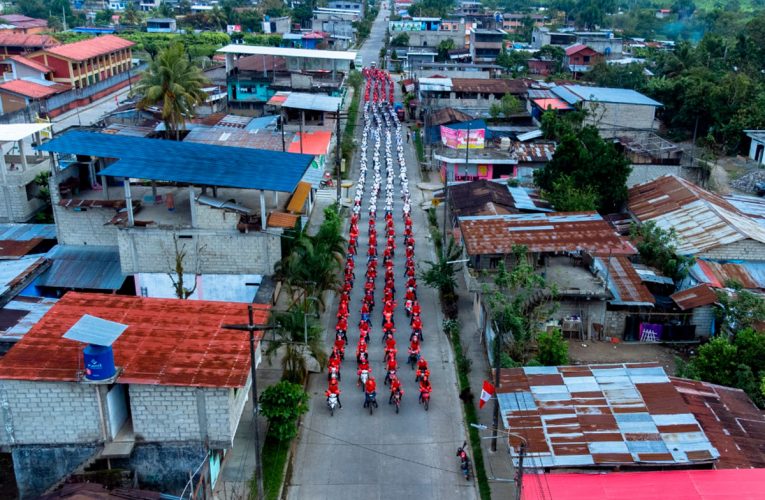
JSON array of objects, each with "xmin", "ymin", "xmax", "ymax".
[
  {"xmin": 469, "ymin": 28, "xmax": 505, "ymax": 63},
  {"xmin": 0, "ymin": 33, "xmax": 59, "ymax": 57},
  {"xmin": 564, "ymin": 44, "xmax": 604, "ymax": 73},
  {"xmin": 0, "ymin": 292, "xmax": 270, "ymax": 497},
  {"xmin": 0, "ymin": 123, "xmax": 54, "ymax": 222},
  {"xmin": 0, "ymin": 14, "xmax": 48, "ymax": 34},
  {"xmin": 28, "ymin": 35, "xmax": 135, "ymax": 90}
]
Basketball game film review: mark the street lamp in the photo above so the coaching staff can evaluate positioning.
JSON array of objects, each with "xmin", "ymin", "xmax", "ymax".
[{"xmin": 222, "ymin": 305, "xmax": 280, "ymax": 500}]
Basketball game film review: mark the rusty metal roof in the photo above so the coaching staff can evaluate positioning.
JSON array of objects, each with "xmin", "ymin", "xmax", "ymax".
[
  {"xmin": 593, "ymin": 256, "xmax": 655, "ymax": 306},
  {"xmin": 498, "ymin": 363, "xmax": 720, "ymax": 469},
  {"xmin": 430, "ymin": 107, "xmax": 474, "ymax": 127},
  {"xmin": 458, "ymin": 212, "xmax": 637, "ymax": 256},
  {"xmin": 690, "ymin": 259, "xmax": 761, "ymax": 289},
  {"xmin": 628, "ymin": 175, "xmax": 765, "ymax": 255},
  {"xmin": 450, "ymin": 77, "xmax": 527, "ymax": 94},
  {"xmin": 512, "ymin": 141, "xmax": 556, "ymax": 163},
  {"xmin": 670, "ymin": 284, "xmax": 718, "ymax": 310},
  {"xmin": 671, "ymin": 377, "xmax": 765, "ymax": 469},
  {"xmin": 0, "ymin": 292, "xmax": 270, "ymax": 388}
]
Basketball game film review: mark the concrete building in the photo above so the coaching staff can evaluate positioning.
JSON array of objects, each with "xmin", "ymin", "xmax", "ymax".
[
  {"xmin": 262, "ymin": 15, "xmax": 292, "ymax": 34},
  {"xmin": 0, "ymin": 292, "xmax": 270, "ymax": 497},
  {"xmin": 469, "ymin": 28, "xmax": 505, "ymax": 63},
  {"xmin": 28, "ymin": 35, "xmax": 134, "ymax": 90},
  {"xmin": 0, "ymin": 54, "xmax": 52, "ymax": 81},
  {"xmin": 532, "ymin": 28, "xmax": 623, "ymax": 58},
  {"xmin": 327, "ymin": 0, "xmax": 363, "ymax": 13},
  {"xmin": 37, "ymin": 130, "xmax": 315, "ymax": 276},
  {"xmin": 564, "ymin": 43, "xmax": 603, "ymax": 73},
  {"xmin": 146, "ymin": 17, "xmax": 177, "ymax": 33},
  {"xmin": 0, "ymin": 123, "xmax": 53, "ymax": 223},
  {"xmin": 418, "ymin": 77, "xmax": 527, "ymax": 115},
  {"xmin": 0, "ymin": 33, "xmax": 59, "ymax": 57},
  {"xmin": 745, "ymin": 130, "xmax": 765, "ymax": 165},
  {"xmin": 550, "ymin": 84, "xmax": 661, "ymax": 136},
  {"xmin": 388, "ymin": 17, "xmax": 466, "ymax": 49},
  {"xmin": 0, "ymin": 14, "xmax": 48, "ymax": 34}
]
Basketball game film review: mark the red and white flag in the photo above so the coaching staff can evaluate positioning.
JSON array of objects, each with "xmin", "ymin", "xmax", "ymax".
[{"xmin": 479, "ymin": 380, "xmax": 495, "ymax": 409}]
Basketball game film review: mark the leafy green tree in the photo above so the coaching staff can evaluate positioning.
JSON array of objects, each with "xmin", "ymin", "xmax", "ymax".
[
  {"xmin": 437, "ymin": 39, "xmax": 455, "ymax": 62},
  {"xmin": 681, "ymin": 336, "xmax": 739, "ymax": 386},
  {"xmin": 266, "ymin": 305, "xmax": 326, "ymax": 383},
  {"xmin": 408, "ymin": 0, "xmax": 454, "ymax": 18},
  {"xmin": 629, "ymin": 221, "xmax": 693, "ymax": 281},
  {"xmin": 534, "ymin": 45, "xmax": 565, "ymax": 74},
  {"xmin": 715, "ymin": 286, "xmax": 765, "ymax": 333},
  {"xmin": 585, "ymin": 62, "xmax": 649, "ymax": 90},
  {"xmin": 535, "ymin": 329, "xmax": 569, "ymax": 366},
  {"xmin": 673, "ymin": 0, "xmax": 696, "ymax": 19},
  {"xmin": 496, "ymin": 49, "xmax": 530, "ymax": 77},
  {"xmin": 545, "ymin": 175, "xmax": 599, "ymax": 212},
  {"xmin": 535, "ymin": 121, "xmax": 631, "ymax": 212},
  {"xmin": 258, "ymin": 381, "xmax": 309, "ymax": 441},
  {"xmin": 391, "ymin": 32, "xmax": 409, "ymax": 46},
  {"xmin": 420, "ymin": 237, "xmax": 462, "ymax": 296},
  {"xmin": 136, "ymin": 43, "xmax": 209, "ymax": 140}
]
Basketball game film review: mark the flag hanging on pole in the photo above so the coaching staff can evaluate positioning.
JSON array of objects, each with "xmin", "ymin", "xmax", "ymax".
[{"xmin": 479, "ymin": 380, "xmax": 495, "ymax": 409}]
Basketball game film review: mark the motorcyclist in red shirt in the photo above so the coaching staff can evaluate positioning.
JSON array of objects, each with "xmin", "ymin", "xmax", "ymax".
[
  {"xmin": 389, "ymin": 376, "xmax": 404, "ymax": 404},
  {"xmin": 419, "ymin": 376, "xmax": 432, "ymax": 403},
  {"xmin": 326, "ymin": 378, "xmax": 342, "ymax": 408},
  {"xmin": 364, "ymin": 376, "xmax": 378, "ymax": 408},
  {"xmin": 416, "ymin": 357, "xmax": 430, "ymax": 382}
]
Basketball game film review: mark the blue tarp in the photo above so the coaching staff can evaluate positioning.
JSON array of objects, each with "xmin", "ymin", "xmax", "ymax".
[{"xmin": 37, "ymin": 130, "xmax": 314, "ymax": 193}]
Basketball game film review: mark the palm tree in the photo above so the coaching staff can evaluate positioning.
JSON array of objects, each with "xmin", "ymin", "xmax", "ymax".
[
  {"xmin": 265, "ymin": 305, "xmax": 327, "ymax": 383},
  {"xmin": 136, "ymin": 43, "xmax": 209, "ymax": 140}
]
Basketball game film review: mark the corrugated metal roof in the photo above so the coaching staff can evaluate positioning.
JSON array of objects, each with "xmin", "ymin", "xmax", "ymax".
[
  {"xmin": 724, "ymin": 193, "xmax": 765, "ymax": 226},
  {"xmin": 184, "ymin": 126, "xmax": 290, "ymax": 151},
  {"xmin": 450, "ymin": 78, "xmax": 527, "ymax": 94},
  {"xmin": 458, "ymin": 212, "xmax": 637, "ymax": 256},
  {"xmin": 282, "ymin": 93, "xmax": 342, "ymax": 113},
  {"xmin": 671, "ymin": 377, "xmax": 765, "ymax": 469},
  {"xmin": 38, "ymin": 130, "xmax": 314, "ymax": 193},
  {"xmin": 36, "ymin": 245, "xmax": 125, "ymax": 291},
  {"xmin": 628, "ymin": 175, "xmax": 765, "ymax": 255},
  {"xmin": 0, "ymin": 292, "xmax": 271, "ymax": 388},
  {"xmin": 0, "ymin": 255, "xmax": 48, "ymax": 298},
  {"xmin": 286, "ymin": 182, "xmax": 311, "ymax": 214},
  {"xmin": 512, "ymin": 141, "xmax": 555, "ymax": 162},
  {"xmin": 0, "ymin": 296, "xmax": 57, "ymax": 341},
  {"xmin": 593, "ymin": 256, "xmax": 655, "ymax": 306},
  {"xmin": 499, "ymin": 363, "xmax": 719, "ymax": 469},
  {"xmin": 217, "ymin": 44, "xmax": 357, "ymax": 61},
  {"xmin": 670, "ymin": 284, "xmax": 718, "ymax": 310},
  {"xmin": 553, "ymin": 84, "xmax": 662, "ymax": 106},
  {"xmin": 0, "ymin": 223, "xmax": 54, "ymax": 241},
  {"xmin": 288, "ymin": 131, "xmax": 332, "ymax": 155}
]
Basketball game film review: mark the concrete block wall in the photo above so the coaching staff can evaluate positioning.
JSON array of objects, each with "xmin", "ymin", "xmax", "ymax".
[
  {"xmin": 13, "ymin": 444, "xmax": 100, "ymax": 498},
  {"xmin": 227, "ymin": 376, "xmax": 251, "ymax": 441},
  {"xmin": 130, "ymin": 385, "xmax": 235, "ymax": 445},
  {"xmin": 604, "ymin": 309, "xmax": 629, "ymax": 338},
  {"xmin": 553, "ymin": 299, "xmax": 607, "ymax": 339},
  {"xmin": 0, "ymin": 381, "xmax": 102, "ymax": 446},
  {"xmin": 585, "ymin": 102, "xmax": 656, "ymax": 137},
  {"xmin": 699, "ymin": 239, "xmax": 765, "ymax": 262},
  {"xmin": 192, "ymin": 203, "xmax": 239, "ymax": 230},
  {"xmin": 691, "ymin": 306, "xmax": 714, "ymax": 337},
  {"xmin": 53, "ymin": 205, "xmax": 120, "ymax": 246},
  {"xmin": 117, "ymin": 228, "xmax": 282, "ymax": 275},
  {"xmin": 0, "ymin": 184, "xmax": 44, "ymax": 223}
]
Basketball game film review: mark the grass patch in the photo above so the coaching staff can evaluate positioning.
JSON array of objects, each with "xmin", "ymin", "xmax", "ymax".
[
  {"xmin": 444, "ymin": 320, "xmax": 492, "ymax": 500},
  {"xmin": 413, "ymin": 127, "xmax": 425, "ymax": 164},
  {"xmin": 341, "ymin": 87, "xmax": 362, "ymax": 176},
  {"xmin": 252, "ymin": 433, "xmax": 291, "ymax": 500}
]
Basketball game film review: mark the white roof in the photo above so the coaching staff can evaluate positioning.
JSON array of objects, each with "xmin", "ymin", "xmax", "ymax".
[
  {"xmin": 282, "ymin": 92, "xmax": 342, "ymax": 112},
  {"xmin": 0, "ymin": 123, "xmax": 51, "ymax": 142},
  {"xmin": 218, "ymin": 44, "xmax": 357, "ymax": 61}
]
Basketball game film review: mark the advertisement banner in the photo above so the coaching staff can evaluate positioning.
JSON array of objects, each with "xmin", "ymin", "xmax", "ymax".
[
  {"xmin": 227, "ymin": 24, "xmax": 242, "ymax": 34},
  {"xmin": 440, "ymin": 126, "xmax": 485, "ymax": 149}
]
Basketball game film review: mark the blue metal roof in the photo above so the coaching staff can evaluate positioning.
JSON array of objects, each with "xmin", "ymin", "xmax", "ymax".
[
  {"xmin": 0, "ymin": 224, "xmax": 56, "ymax": 241},
  {"xmin": 553, "ymin": 84, "xmax": 662, "ymax": 107},
  {"xmin": 37, "ymin": 131, "xmax": 314, "ymax": 192},
  {"xmin": 36, "ymin": 245, "xmax": 125, "ymax": 291}
]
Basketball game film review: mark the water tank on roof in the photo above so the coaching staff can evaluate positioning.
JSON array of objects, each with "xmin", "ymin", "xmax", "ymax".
[{"xmin": 83, "ymin": 344, "xmax": 116, "ymax": 381}]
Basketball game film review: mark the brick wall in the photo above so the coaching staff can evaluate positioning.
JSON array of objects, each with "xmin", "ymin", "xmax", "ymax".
[
  {"xmin": 117, "ymin": 228, "xmax": 282, "ymax": 275},
  {"xmin": 604, "ymin": 309, "xmax": 629, "ymax": 338},
  {"xmin": 585, "ymin": 102, "xmax": 656, "ymax": 137},
  {"xmin": 53, "ymin": 204, "xmax": 120, "ymax": 246},
  {"xmin": 698, "ymin": 239, "xmax": 765, "ymax": 262},
  {"xmin": 130, "ymin": 385, "xmax": 236, "ymax": 446},
  {"xmin": 192, "ymin": 203, "xmax": 239, "ymax": 230},
  {"xmin": 0, "ymin": 381, "xmax": 102, "ymax": 446}
]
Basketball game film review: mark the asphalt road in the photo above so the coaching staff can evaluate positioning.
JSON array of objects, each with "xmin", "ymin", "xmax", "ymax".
[
  {"xmin": 50, "ymin": 85, "xmax": 132, "ymax": 134},
  {"xmin": 286, "ymin": 11, "xmax": 476, "ymax": 500}
]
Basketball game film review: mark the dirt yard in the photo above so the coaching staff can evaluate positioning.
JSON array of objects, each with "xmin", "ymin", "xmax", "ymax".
[{"xmin": 567, "ymin": 340, "xmax": 684, "ymax": 375}]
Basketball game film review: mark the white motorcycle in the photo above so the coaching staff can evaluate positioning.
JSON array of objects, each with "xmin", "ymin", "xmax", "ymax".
[
  {"xmin": 327, "ymin": 393, "xmax": 339, "ymax": 417},
  {"xmin": 358, "ymin": 369, "xmax": 369, "ymax": 390}
]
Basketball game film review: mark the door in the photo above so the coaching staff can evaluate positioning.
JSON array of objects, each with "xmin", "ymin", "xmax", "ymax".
[{"xmin": 106, "ymin": 384, "xmax": 129, "ymax": 439}]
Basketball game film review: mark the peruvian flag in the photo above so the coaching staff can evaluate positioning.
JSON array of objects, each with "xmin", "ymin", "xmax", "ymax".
[{"xmin": 479, "ymin": 380, "xmax": 495, "ymax": 409}]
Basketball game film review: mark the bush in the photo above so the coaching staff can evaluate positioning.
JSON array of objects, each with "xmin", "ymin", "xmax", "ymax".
[
  {"xmin": 535, "ymin": 328, "xmax": 569, "ymax": 366},
  {"xmin": 258, "ymin": 381, "xmax": 309, "ymax": 441}
]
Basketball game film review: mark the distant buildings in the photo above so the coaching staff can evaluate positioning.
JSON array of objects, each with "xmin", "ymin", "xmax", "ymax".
[
  {"xmin": 146, "ymin": 17, "xmax": 177, "ymax": 33},
  {"xmin": 0, "ymin": 33, "xmax": 59, "ymax": 57},
  {"xmin": 0, "ymin": 14, "xmax": 48, "ymax": 34},
  {"xmin": 532, "ymin": 27, "xmax": 624, "ymax": 58}
]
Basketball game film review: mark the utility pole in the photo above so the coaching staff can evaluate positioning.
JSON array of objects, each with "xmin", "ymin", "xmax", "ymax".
[
  {"xmin": 299, "ymin": 110, "xmax": 304, "ymax": 154},
  {"xmin": 465, "ymin": 124, "xmax": 470, "ymax": 179},
  {"xmin": 491, "ymin": 321, "xmax": 501, "ymax": 452},
  {"xmin": 336, "ymin": 104, "xmax": 342, "ymax": 204},
  {"xmin": 222, "ymin": 306, "xmax": 280, "ymax": 500},
  {"xmin": 515, "ymin": 441, "xmax": 526, "ymax": 500},
  {"xmin": 281, "ymin": 109, "xmax": 286, "ymax": 152}
]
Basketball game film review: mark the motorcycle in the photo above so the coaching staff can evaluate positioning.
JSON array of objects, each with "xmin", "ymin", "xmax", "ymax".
[
  {"xmin": 328, "ymin": 365, "xmax": 341, "ymax": 382},
  {"xmin": 364, "ymin": 391, "xmax": 378, "ymax": 415},
  {"xmin": 421, "ymin": 389, "xmax": 431, "ymax": 411},
  {"xmin": 358, "ymin": 369, "xmax": 370, "ymax": 389},
  {"xmin": 457, "ymin": 442, "xmax": 471, "ymax": 480},
  {"xmin": 391, "ymin": 389, "xmax": 402, "ymax": 414},
  {"xmin": 383, "ymin": 348, "xmax": 397, "ymax": 363},
  {"xmin": 384, "ymin": 369, "xmax": 397, "ymax": 386},
  {"xmin": 408, "ymin": 349, "xmax": 420, "ymax": 369},
  {"xmin": 327, "ymin": 393, "xmax": 339, "ymax": 416}
]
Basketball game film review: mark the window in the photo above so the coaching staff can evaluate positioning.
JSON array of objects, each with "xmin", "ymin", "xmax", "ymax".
[
  {"xmin": 583, "ymin": 55, "xmax": 591, "ymax": 63},
  {"xmin": 25, "ymin": 181, "xmax": 36, "ymax": 202},
  {"xmin": 488, "ymin": 256, "xmax": 502, "ymax": 268}
]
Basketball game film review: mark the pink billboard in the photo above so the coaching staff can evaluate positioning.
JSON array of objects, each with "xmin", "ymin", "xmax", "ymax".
[{"xmin": 440, "ymin": 126, "xmax": 485, "ymax": 149}]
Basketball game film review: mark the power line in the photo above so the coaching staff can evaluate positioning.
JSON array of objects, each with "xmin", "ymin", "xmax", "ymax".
[{"xmin": 304, "ymin": 426, "xmax": 463, "ymax": 476}]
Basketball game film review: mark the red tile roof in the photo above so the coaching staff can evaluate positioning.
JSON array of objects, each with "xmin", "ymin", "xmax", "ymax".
[
  {"xmin": 671, "ymin": 377, "xmax": 765, "ymax": 469},
  {"xmin": 565, "ymin": 43, "xmax": 588, "ymax": 55},
  {"xmin": 458, "ymin": 212, "xmax": 637, "ymax": 256},
  {"xmin": 0, "ymin": 79, "xmax": 67, "ymax": 99},
  {"xmin": 0, "ymin": 292, "xmax": 271, "ymax": 388},
  {"xmin": 5, "ymin": 54, "xmax": 51, "ymax": 73},
  {"xmin": 0, "ymin": 32, "xmax": 58, "ymax": 49},
  {"xmin": 43, "ymin": 34, "xmax": 134, "ymax": 62},
  {"xmin": 670, "ymin": 284, "xmax": 718, "ymax": 310}
]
